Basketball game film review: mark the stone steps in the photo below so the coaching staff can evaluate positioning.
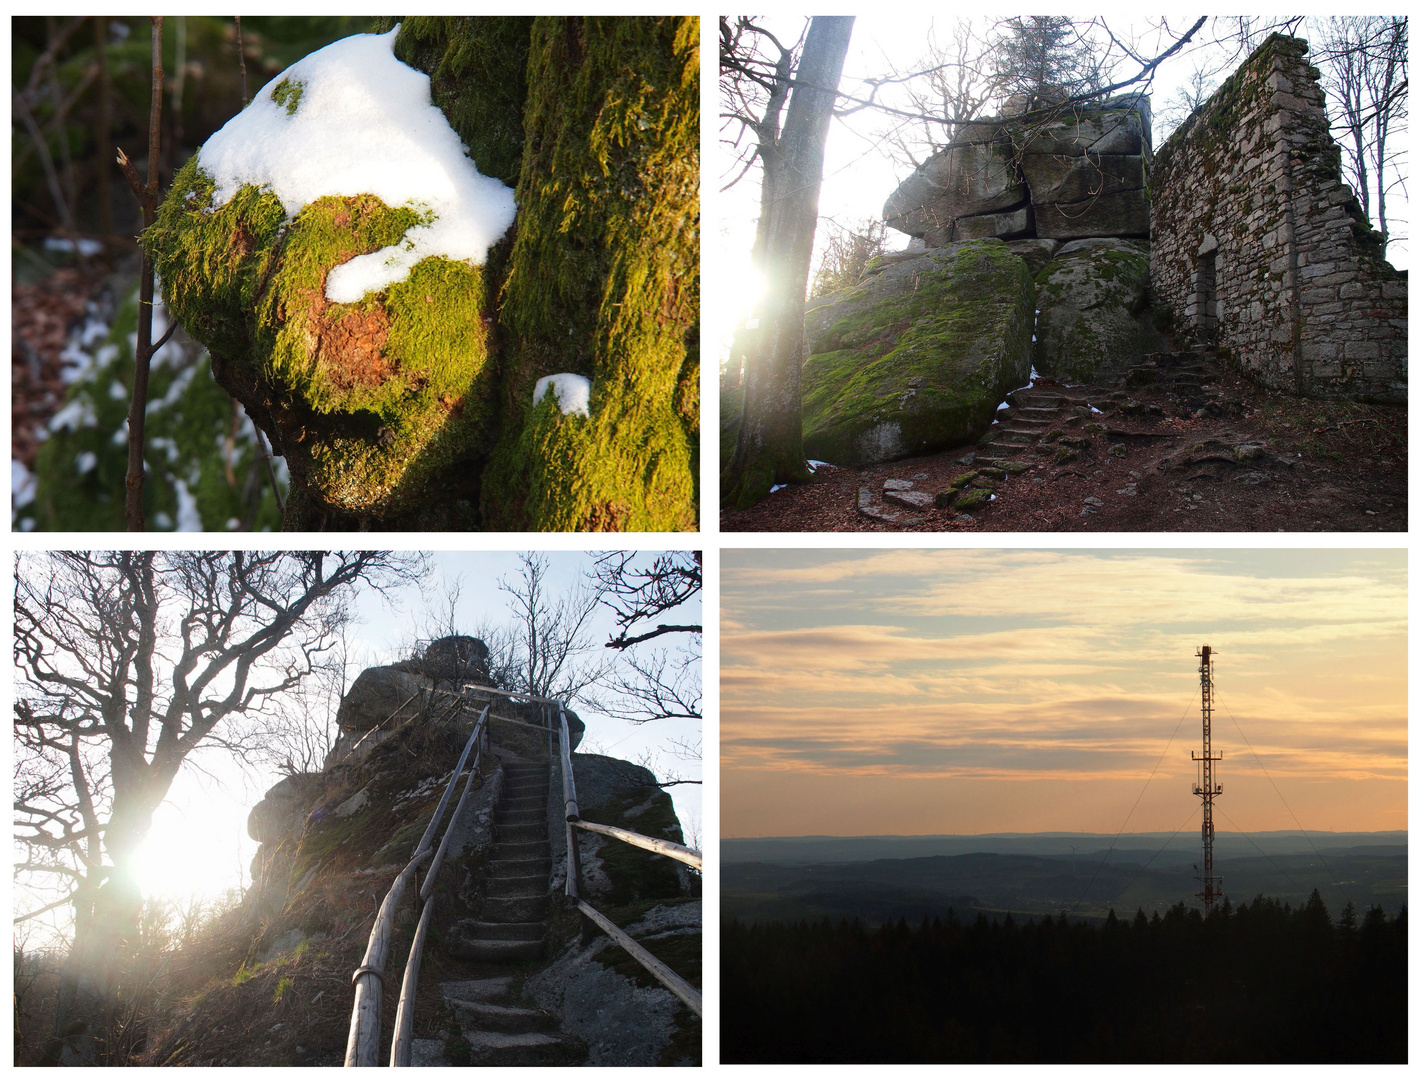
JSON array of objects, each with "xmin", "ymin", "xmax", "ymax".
[
  {"xmin": 411, "ymin": 977, "xmax": 586, "ymax": 1067},
  {"xmin": 447, "ymin": 758, "xmax": 552, "ymax": 957}
]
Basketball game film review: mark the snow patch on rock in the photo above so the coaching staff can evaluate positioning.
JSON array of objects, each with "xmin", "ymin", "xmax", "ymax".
[
  {"xmin": 533, "ymin": 373, "xmax": 592, "ymax": 417},
  {"xmin": 197, "ymin": 26, "xmax": 516, "ymax": 304}
]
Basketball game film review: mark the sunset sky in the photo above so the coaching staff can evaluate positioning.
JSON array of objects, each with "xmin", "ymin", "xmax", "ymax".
[{"xmin": 721, "ymin": 548, "xmax": 1406, "ymax": 838}]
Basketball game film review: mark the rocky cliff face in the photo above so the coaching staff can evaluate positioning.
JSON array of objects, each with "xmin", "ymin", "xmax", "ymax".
[
  {"xmin": 883, "ymin": 95, "xmax": 1151, "ymax": 246},
  {"xmin": 144, "ymin": 635, "xmax": 698, "ymax": 1067}
]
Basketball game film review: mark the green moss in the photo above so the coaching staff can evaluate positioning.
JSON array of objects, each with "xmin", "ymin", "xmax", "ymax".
[
  {"xmin": 148, "ymin": 155, "xmax": 497, "ymax": 527},
  {"xmin": 801, "ymin": 241, "xmax": 1034, "ymax": 465},
  {"xmin": 1033, "ymin": 242, "xmax": 1157, "ymax": 382},
  {"xmin": 955, "ymin": 487, "xmax": 992, "ymax": 510},
  {"xmin": 479, "ymin": 16, "xmax": 699, "ymax": 531},
  {"xmin": 582, "ymin": 786, "xmax": 687, "ymax": 906},
  {"xmin": 270, "ymin": 77, "xmax": 304, "ymax": 115}
]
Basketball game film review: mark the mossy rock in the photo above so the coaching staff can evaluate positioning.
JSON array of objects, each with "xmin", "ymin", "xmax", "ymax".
[
  {"xmin": 800, "ymin": 239, "xmax": 1035, "ymax": 466},
  {"xmin": 955, "ymin": 487, "xmax": 993, "ymax": 510},
  {"xmin": 1033, "ymin": 238, "xmax": 1165, "ymax": 384},
  {"xmin": 146, "ymin": 17, "xmax": 698, "ymax": 532},
  {"xmin": 148, "ymin": 155, "xmax": 498, "ymax": 530},
  {"xmin": 30, "ymin": 287, "xmax": 284, "ymax": 532},
  {"xmin": 479, "ymin": 16, "xmax": 699, "ymax": 532}
]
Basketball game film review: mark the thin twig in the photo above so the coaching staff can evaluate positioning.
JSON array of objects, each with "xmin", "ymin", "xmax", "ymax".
[
  {"xmin": 235, "ymin": 17, "xmax": 248, "ymax": 107},
  {"xmin": 123, "ymin": 16, "xmax": 164, "ymax": 532}
]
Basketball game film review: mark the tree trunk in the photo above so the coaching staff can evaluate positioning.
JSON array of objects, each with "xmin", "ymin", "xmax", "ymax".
[{"xmin": 722, "ymin": 16, "xmax": 854, "ymax": 510}]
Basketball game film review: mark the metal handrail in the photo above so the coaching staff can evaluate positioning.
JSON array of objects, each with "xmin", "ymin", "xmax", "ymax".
[
  {"xmin": 556, "ymin": 706, "xmax": 703, "ymax": 1017},
  {"xmin": 345, "ymin": 700, "xmax": 490, "ymax": 1067}
]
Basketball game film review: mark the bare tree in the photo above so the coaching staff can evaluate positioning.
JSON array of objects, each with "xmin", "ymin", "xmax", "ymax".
[
  {"xmin": 13, "ymin": 550, "xmax": 421, "ymax": 1064},
  {"xmin": 592, "ymin": 551, "xmax": 702, "ymax": 725},
  {"xmin": 721, "ymin": 15, "xmax": 857, "ymax": 510},
  {"xmin": 876, "ymin": 19, "xmax": 999, "ymax": 172},
  {"xmin": 1311, "ymin": 16, "xmax": 1408, "ymax": 255},
  {"xmin": 810, "ymin": 218, "xmax": 891, "ymax": 299},
  {"xmin": 1155, "ymin": 66, "xmax": 1218, "ymax": 140},
  {"xmin": 498, "ymin": 552, "xmax": 611, "ymax": 704}
]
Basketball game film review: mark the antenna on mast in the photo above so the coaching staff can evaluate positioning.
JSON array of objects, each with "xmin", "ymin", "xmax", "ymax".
[{"xmin": 1192, "ymin": 645, "xmax": 1223, "ymax": 908}]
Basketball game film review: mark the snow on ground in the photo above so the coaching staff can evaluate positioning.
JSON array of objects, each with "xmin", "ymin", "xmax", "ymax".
[
  {"xmin": 533, "ymin": 373, "xmax": 592, "ymax": 417},
  {"xmin": 197, "ymin": 26, "xmax": 517, "ymax": 303},
  {"xmin": 12, "ymin": 460, "xmax": 36, "ymax": 507},
  {"xmin": 171, "ymin": 477, "xmax": 203, "ymax": 532},
  {"xmin": 43, "ymin": 237, "xmax": 103, "ymax": 257}
]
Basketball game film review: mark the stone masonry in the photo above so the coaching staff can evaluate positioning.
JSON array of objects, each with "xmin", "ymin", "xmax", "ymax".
[{"xmin": 1151, "ymin": 34, "xmax": 1406, "ymax": 402}]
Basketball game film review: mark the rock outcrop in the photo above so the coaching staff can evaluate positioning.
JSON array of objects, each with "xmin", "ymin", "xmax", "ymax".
[
  {"xmin": 147, "ymin": 635, "xmax": 698, "ymax": 1067},
  {"xmin": 884, "ymin": 94, "xmax": 1151, "ymax": 246},
  {"xmin": 1033, "ymin": 238, "xmax": 1165, "ymax": 382},
  {"xmin": 800, "ymin": 239, "xmax": 1034, "ymax": 465}
]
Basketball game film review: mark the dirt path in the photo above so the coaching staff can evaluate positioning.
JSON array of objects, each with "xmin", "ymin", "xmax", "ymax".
[{"xmin": 721, "ymin": 352, "xmax": 1406, "ymax": 534}]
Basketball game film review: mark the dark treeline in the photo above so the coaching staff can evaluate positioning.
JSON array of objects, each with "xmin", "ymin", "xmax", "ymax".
[{"xmin": 722, "ymin": 891, "xmax": 1405, "ymax": 1063}]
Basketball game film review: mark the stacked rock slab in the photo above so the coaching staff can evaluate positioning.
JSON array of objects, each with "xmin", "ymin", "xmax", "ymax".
[
  {"xmin": 883, "ymin": 94, "xmax": 1151, "ymax": 246},
  {"xmin": 1150, "ymin": 34, "xmax": 1406, "ymax": 402}
]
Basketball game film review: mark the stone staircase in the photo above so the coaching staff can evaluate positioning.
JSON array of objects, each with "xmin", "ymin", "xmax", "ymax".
[
  {"xmin": 415, "ymin": 975, "xmax": 584, "ymax": 1067},
  {"xmin": 972, "ymin": 348, "xmax": 1221, "ymax": 467},
  {"xmin": 429, "ymin": 759, "xmax": 586, "ymax": 1066},
  {"xmin": 456, "ymin": 759, "xmax": 552, "ymax": 962}
]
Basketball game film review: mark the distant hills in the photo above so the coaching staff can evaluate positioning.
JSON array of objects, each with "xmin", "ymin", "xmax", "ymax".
[{"xmin": 722, "ymin": 832, "xmax": 1406, "ymax": 924}]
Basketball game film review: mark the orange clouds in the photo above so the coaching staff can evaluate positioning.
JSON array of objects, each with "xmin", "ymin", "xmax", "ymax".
[{"xmin": 721, "ymin": 549, "xmax": 1406, "ymax": 834}]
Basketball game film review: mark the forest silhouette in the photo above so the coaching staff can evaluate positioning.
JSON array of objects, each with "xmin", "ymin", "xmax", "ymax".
[{"xmin": 722, "ymin": 891, "xmax": 1405, "ymax": 1062}]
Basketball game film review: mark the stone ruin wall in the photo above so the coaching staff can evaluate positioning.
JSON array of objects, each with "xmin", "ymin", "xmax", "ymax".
[{"xmin": 1151, "ymin": 34, "xmax": 1407, "ymax": 402}]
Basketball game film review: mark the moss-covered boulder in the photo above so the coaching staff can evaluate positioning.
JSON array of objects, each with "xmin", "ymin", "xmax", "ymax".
[
  {"xmin": 30, "ymin": 289, "xmax": 284, "ymax": 532},
  {"xmin": 1033, "ymin": 238, "xmax": 1165, "ymax": 383},
  {"xmin": 800, "ymin": 239, "xmax": 1034, "ymax": 466},
  {"xmin": 146, "ymin": 17, "xmax": 698, "ymax": 532},
  {"xmin": 479, "ymin": 17, "xmax": 699, "ymax": 532}
]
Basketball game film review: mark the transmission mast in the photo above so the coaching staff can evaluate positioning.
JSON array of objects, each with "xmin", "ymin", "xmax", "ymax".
[{"xmin": 1192, "ymin": 645, "xmax": 1223, "ymax": 908}]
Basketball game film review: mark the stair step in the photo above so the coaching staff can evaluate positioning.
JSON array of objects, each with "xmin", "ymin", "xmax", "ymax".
[
  {"xmin": 492, "ymin": 840, "xmax": 547, "ymax": 860},
  {"xmin": 495, "ymin": 815, "xmax": 546, "ymax": 832},
  {"xmin": 463, "ymin": 1029, "xmax": 584, "ymax": 1068},
  {"xmin": 989, "ymin": 430, "xmax": 1036, "ymax": 445},
  {"xmin": 489, "ymin": 858, "xmax": 550, "ymax": 878},
  {"xmin": 487, "ymin": 874, "xmax": 548, "ymax": 898},
  {"xmin": 483, "ymin": 895, "xmax": 550, "ymax": 921},
  {"xmin": 458, "ymin": 919, "xmax": 545, "ymax": 941},
  {"xmin": 498, "ymin": 823, "xmax": 545, "ymax": 843},
  {"xmin": 447, "ymin": 998, "xmax": 554, "ymax": 1033},
  {"xmin": 440, "ymin": 977, "xmax": 513, "ymax": 1001},
  {"xmin": 449, "ymin": 936, "xmax": 545, "ymax": 963}
]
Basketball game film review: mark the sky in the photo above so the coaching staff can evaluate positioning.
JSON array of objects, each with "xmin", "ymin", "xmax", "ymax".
[
  {"xmin": 117, "ymin": 550, "xmax": 702, "ymax": 910},
  {"xmin": 713, "ymin": 14, "xmax": 1411, "ymax": 363},
  {"xmin": 721, "ymin": 548, "xmax": 1406, "ymax": 839}
]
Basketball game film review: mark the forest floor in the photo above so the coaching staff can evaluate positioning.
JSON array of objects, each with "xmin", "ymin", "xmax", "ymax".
[{"xmin": 721, "ymin": 353, "xmax": 1407, "ymax": 534}]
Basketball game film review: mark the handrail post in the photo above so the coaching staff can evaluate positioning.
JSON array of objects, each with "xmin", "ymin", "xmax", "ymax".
[{"xmin": 558, "ymin": 705, "xmax": 581, "ymax": 899}]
